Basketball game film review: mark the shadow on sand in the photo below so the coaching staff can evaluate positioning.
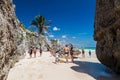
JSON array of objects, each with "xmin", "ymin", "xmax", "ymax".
[{"xmin": 71, "ymin": 61, "xmax": 120, "ymax": 80}]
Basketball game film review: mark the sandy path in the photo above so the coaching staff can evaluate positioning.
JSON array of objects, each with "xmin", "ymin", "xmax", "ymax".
[{"xmin": 7, "ymin": 50, "xmax": 120, "ymax": 80}]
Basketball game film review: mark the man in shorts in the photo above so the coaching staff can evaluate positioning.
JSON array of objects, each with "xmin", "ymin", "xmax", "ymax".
[
  {"xmin": 28, "ymin": 46, "xmax": 33, "ymax": 58},
  {"xmin": 64, "ymin": 45, "xmax": 70, "ymax": 63}
]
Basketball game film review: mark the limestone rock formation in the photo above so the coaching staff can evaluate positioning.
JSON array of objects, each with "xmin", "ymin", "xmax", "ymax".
[
  {"xmin": 0, "ymin": 0, "xmax": 23, "ymax": 80},
  {"xmin": 16, "ymin": 23, "xmax": 49, "ymax": 52},
  {"xmin": 0, "ymin": 0, "xmax": 52, "ymax": 79},
  {"xmin": 24, "ymin": 30, "xmax": 49, "ymax": 51},
  {"xmin": 94, "ymin": 0, "xmax": 120, "ymax": 73}
]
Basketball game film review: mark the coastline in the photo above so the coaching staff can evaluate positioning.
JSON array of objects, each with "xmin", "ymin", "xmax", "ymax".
[{"xmin": 78, "ymin": 48, "xmax": 96, "ymax": 58}]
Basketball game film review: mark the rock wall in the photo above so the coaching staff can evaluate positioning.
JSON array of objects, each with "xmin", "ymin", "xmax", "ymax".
[
  {"xmin": 94, "ymin": 0, "xmax": 120, "ymax": 73},
  {"xmin": 25, "ymin": 30, "xmax": 40, "ymax": 49},
  {"xmin": 15, "ymin": 22, "xmax": 49, "ymax": 52},
  {"xmin": 0, "ymin": 0, "xmax": 24, "ymax": 80},
  {"xmin": 0, "ymin": 0, "xmax": 50, "ymax": 79}
]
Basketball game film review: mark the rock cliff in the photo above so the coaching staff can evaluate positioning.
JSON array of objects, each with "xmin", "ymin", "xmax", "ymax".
[
  {"xmin": 0, "ymin": 0, "xmax": 21, "ymax": 80},
  {"xmin": 16, "ymin": 22, "xmax": 49, "ymax": 52},
  {"xmin": 0, "ymin": 0, "xmax": 47, "ymax": 79},
  {"xmin": 0, "ymin": 0, "xmax": 60, "ymax": 79},
  {"xmin": 94, "ymin": 0, "xmax": 120, "ymax": 73}
]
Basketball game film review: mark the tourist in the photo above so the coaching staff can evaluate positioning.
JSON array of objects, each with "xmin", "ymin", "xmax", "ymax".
[
  {"xmin": 33, "ymin": 47, "xmax": 37, "ymax": 58},
  {"xmin": 55, "ymin": 52, "xmax": 60, "ymax": 64},
  {"xmin": 39, "ymin": 47, "xmax": 42, "ymax": 57},
  {"xmin": 70, "ymin": 48, "xmax": 74, "ymax": 63},
  {"xmin": 64, "ymin": 45, "xmax": 70, "ymax": 63},
  {"xmin": 50, "ymin": 47, "xmax": 54, "ymax": 56},
  {"xmin": 89, "ymin": 50, "xmax": 92, "ymax": 57},
  {"xmin": 28, "ymin": 46, "xmax": 33, "ymax": 58},
  {"xmin": 82, "ymin": 48, "xmax": 85, "ymax": 58}
]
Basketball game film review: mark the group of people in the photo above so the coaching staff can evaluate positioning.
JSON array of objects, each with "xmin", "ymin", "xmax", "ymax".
[
  {"xmin": 64, "ymin": 45, "xmax": 74, "ymax": 63},
  {"xmin": 28, "ymin": 46, "xmax": 42, "ymax": 58},
  {"xmin": 53, "ymin": 45, "xmax": 74, "ymax": 64},
  {"xmin": 63, "ymin": 45, "xmax": 92, "ymax": 63},
  {"xmin": 28, "ymin": 45, "xmax": 92, "ymax": 64},
  {"xmin": 81, "ymin": 48, "xmax": 92, "ymax": 58}
]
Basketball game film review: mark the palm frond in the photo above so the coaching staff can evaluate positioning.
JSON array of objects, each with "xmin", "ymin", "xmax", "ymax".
[
  {"xmin": 35, "ymin": 15, "xmax": 45, "ymax": 26},
  {"xmin": 43, "ymin": 25, "xmax": 50, "ymax": 33},
  {"xmin": 44, "ymin": 20, "xmax": 51, "ymax": 26},
  {"xmin": 31, "ymin": 15, "xmax": 51, "ymax": 36},
  {"xmin": 31, "ymin": 20, "xmax": 38, "ymax": 27}
]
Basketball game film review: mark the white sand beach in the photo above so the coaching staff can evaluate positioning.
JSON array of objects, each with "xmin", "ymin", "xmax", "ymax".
[{"xmin": 7, "ymin": 50, "xmax": 120, "ymax": 80}]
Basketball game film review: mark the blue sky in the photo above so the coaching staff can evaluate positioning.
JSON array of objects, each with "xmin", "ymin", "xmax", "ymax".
[{"xmin": 13, "ymin": 0, "xmax": 96, "ymax": 47}]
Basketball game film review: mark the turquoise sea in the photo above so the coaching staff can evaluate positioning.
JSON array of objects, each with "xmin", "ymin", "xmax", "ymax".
[{"xmin": 79, "ymin": 47, "xmax": 96, "ymax": 50}]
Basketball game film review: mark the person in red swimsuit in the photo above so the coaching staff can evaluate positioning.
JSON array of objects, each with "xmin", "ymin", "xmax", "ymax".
[
  {"xmin": 33, "ymin": 47, "xmax": 37, "ymax": 58},
  {"xmin": 82, "ymin": 48, "xmax": 85, "ymax": 58}
]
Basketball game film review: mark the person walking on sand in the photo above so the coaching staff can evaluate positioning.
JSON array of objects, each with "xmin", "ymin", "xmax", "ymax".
[
  {"xmin": 55, "ymin": 52, "xmax": 60, "ymax": 64},
  {"xmin": 82, "ymin": 48, "xmax": 85, "ymax": 58},
  {"xmin": 28, "ymin": 46, "xmax": 33, "ymax": 58},
  {"xmin": 64, "ymin": 45, "xmax": 70, "ymax": 63},
  {"xmin": 70, "ymin": 48, "xmax": 74, "ymax": 63},
  {"xmin": 39, "ymin": 47, "xmax": 42, "ymax": 57},
  {"xmin": 50, "ymin": 47, "xmax": 54, "ymax": 56},
  {"xmin": 89, "ymin": 50, "xmax": 92, "ymax": 57},
  {"xmin": 33, "ymin": 47, "xmax": 37, "ymax": 58}
]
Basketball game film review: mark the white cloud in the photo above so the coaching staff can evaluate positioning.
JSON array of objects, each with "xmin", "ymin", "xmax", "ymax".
[
  {"xmin": 53, "ymin": 26, "xmax": 60, "ymax": 31},
  {"xmin": 72, "ymin": 37, "xmax": 76, "ymax": 39},
  {"xmin": 13, "ymin": 4, "xmax": 16, "ymax": 8},
  {"xmin": 49, "ymin": 35, "xmax": 54, "ymax": 38},
  {"xmin": 62, "ymin": 35, "xmax": 67, "ymax": 38},
  {"xmin": 44, "ymin": 31, "xmax": 48, "ymax": 33}
]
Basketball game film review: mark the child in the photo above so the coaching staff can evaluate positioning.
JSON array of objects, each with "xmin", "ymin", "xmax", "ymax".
[{"xmin": 55, "ymin": 53, "xmax": 59, "ymax": 64}]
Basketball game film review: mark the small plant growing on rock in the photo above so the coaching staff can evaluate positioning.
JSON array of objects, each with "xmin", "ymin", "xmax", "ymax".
[
  {"xmin": 20, "ymin": 34, "xmax": 25, "ymax": 41},
  {"xmin": 19, "ymin": 22, "xmax": 26, "ymax": 31}
]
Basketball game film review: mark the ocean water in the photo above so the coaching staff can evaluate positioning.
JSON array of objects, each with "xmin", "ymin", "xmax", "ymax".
[
  {"xmin": 78, "ymin": 47, "xmax": 96, "ymax": 55},
  {"xmin": 79, "ymin": 47, "xmax": 96, "ymax": 50}
]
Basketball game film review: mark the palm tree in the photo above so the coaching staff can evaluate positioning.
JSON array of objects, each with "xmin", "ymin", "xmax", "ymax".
[
  {"xmin": 31, "ymin": 15, "xmax": 50, "ymax": 50},
  {"xmin": 50, "ymin": 39, "xmax": 58, "ymax": 45},
  {"xmin": 31, "ymin": 15, "xmax": 50, "ymax": 34}
]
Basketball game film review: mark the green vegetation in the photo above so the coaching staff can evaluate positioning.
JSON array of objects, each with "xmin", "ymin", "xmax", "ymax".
[
  {"xmin": 31, "ymin": 15, "xmax": 50, "ymax": 35},
  {"xmin": 31, "ymin": 15, "xmax": 51, "ymax": 50},
  {"xmin": 28, "ymin": 33, "xmax": 34, "ymax": 38},
  {"xmin": 30, "ymin": 40, "xmax": 34, "ymax": 45},
  {"xmin": 50, "ymin": 39, "xmax": 58, "ymax": 44},
  {"xmin": 19, "ymin": 22, "xmax": 26, "ymax": 31},
  {"xmin": 38, "ymin": 42, "xmax": 42, "ymax": 46},
  {"xmin": 16, "ymin": 32, "xmax": 19, "ymax": 38},
  {"xmin": 16, "ymin": 32, "xmax": 24, "ymax": 41},
  {"xmin": 20, "ymin": 34, "xmax": 25, "ymax": 41}
]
